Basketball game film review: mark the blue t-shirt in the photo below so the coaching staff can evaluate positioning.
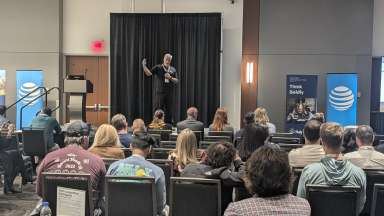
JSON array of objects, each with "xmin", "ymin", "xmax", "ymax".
[
  {"xmin": 107, "ymin": 155, "xmax": 166, "ymax": 214},
  {"xmin": 118, "ymin": 133, "xmax": 132, "ymax": 148}
]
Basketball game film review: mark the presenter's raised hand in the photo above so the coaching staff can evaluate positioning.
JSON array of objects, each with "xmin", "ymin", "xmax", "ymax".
[
  {"xmin": 142, "ymin": 58, "xmax": 147, "ymax": 67},
  {"xmin": 142, "ymin": 58, "xmax": 152, "ymax": 76}
]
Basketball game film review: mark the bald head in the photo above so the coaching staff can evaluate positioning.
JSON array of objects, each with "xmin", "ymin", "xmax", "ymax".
[
  {"xmin": 356, "ymin": 125, "xmax": 374, "ymax": 146},
  {"xmin": 187, "ymin": 107, "xmax": 198, "ymax": 120}
]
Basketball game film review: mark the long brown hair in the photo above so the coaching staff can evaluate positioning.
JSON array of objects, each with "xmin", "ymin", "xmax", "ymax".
[
  {"xmin": 212, "ymin": 108, "xmax": 228, "ymax": 131},
  {"xmin": 89, "ymin": 124, "xmax": 121, "ymax": 148}
]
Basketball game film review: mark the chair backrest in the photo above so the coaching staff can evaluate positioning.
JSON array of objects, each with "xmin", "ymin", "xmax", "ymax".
[
  {"xmin": 199, "ymin": 141, "xmax": 217, "ymax": 149},
  {"xmin": 121, "ymin": 147, "xmax": 132, "ymax": 158},
  {"xmin": 371, "ymin": 183, "xmax": 384, "ymax": 216},
  {"xmin": 204, "ymin": 135, "xmax": 231, "ymax": 142},
  {"xmin": 306, "ymin": 184, "xmax": 359, "ymax": 216},
  {"xmin": 173, "ymin": 131, "xmax": 203, "ymax": 144},
  {"xmin": 277, "ymin": 143, "xmax": 303, "ymax": 152},
  {"xmin": 208, "ymin": 131, "xmax": 233, "ymax": 142},
  {"xmin": 148, "ymin": 133, "xmax": 161, "ymax": 147},
  {"xmin": 102, "ymin": 158, "xmax": 119, "ymax": 170},
  {"xmin": 291, "ymin": 167, "xmax": 304, "ymax": 195},
  {"xmin": 170, "ymin": 177, "xmax": 221, "ymax": 216},
  {"xmin": 150, "ymin": 148, "xmax": 173, "ymax": 159},
  {"xmin": 42, "ymin": 172, "xmax": 93, "ymax": 216},
  {"xmin": 148, "ymin": 159, "xmax": 174, "ymax": 204},
  {"xmin": 269, "ymin": 133, "xmax": 302, "ymax": 144},
  {"xmin": 22, "ymin": 128, "xmax": 48, "ymax": 157},
  {"xmin": 170, "ymin": 133, "xmax": 178, "ymax": 141},
  {"xmin": 105, "ymin": 176, "xmax": 157, "ymax": 216},
  {"xmin": 362, "ymin": 169, "xmax": 384, "ymax": 215},
  {"xmin": 160, "ymin": 141, "xmax": 177, "ymax": 149},
  {"xmin": 148, "ymin": 129, "xmax": 172, "ymax": 141}
]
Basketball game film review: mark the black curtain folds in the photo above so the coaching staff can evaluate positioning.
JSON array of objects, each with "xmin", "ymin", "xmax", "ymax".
[{"xmin": 111, "ymin": 13, "xmax": 221, "ymax": 125}]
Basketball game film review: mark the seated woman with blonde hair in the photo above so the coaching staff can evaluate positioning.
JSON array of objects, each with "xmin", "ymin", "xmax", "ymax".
[
  {"xmin": 169, "ymin": 128, "xmax": 198, "ymax": 175},
  {"xmin": 88, "ymin": 124, "xmax": 124, "ymax": 159},
  {"xmin": 254, "ymin": 107, "xmax": 276, "ymax": 134}
]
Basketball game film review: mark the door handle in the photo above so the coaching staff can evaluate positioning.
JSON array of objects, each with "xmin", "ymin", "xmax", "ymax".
[{"xmin": 85, "ymin": 104, "xmax": 98, "ymax": 111}]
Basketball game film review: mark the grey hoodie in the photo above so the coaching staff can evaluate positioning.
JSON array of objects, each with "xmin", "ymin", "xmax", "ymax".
[{"xmin": 297, "ymin": 156, "xmax": 366, "ymax": 213}]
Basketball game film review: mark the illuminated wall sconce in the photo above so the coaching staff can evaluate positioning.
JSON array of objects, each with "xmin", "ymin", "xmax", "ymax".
[{"xmin": 246, "ymin": 62, "xmax": 254, "ymax": 84}]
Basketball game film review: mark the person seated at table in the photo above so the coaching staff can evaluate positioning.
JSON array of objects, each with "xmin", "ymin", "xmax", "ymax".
[
  {"xmin": 132, "ymin": 118, "xmax": 146, "ymax": 134},
  {"xmin": 30, "ymin": 107, "xmax": 61, "ymax": 152},
  {"xmin": 168, "ymin": 128, "xmax": 198, "ymax": 175},
  {"xmin": 111, "ymin": 113, "xmax": 132, "ymax": 148},
  {"xmin": 176, "ymin": 107, "xmax": 204, "ymax": 132},
  {"xmin": 88, "ymin": 124, "xmax": 124, "ymax": 159}
]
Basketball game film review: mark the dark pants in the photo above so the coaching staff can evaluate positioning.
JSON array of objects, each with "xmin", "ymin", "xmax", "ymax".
[
  {"xmin": 0, "ymin": 150, "xmax": 27, "ymax": 191},
  {"xmin": 154, "ymin": 92, "xmax": 173, "ymax": 123}
]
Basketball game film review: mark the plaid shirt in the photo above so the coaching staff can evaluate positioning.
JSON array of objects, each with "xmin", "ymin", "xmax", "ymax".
[{"xmin": 224, "ymin": 194, "xmax": 310, "ymax": 216}]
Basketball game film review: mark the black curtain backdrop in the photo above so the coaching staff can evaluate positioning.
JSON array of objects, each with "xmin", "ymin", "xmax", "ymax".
[{"xmin": 110, "ymin": 13, "xmax": 221, "ymax": 125}]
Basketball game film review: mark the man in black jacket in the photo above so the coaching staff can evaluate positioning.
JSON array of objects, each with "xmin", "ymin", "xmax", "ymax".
[
  {"xmin": 181, "ymin": 142, "xmax": 244, "ymax": 213},
  {"xmin": 176, "ymin": 107, "xmax": 204, "ymax": 132}
]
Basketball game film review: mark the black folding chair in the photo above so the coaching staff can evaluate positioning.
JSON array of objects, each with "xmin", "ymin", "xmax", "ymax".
[
  {"xmin": 148, "ymin": 159, "xmax": 174, "ymax": 204},
  {"xmin": 361, "ymin": 169, "xmax": 384, "ymax": 215},
  {"xmin": 105, "ymin": 176, "xmax": 157, "ymax": 216},
  {"xmin": 269, "ymin": 133, "xmax": 302, "ymax": 144},
  {"xmin": 148, "ymin": 129, "xmax": 172, "ymax": 141},
  {"xmin": 160, "ymin": 141, "xmax": 177, "ymax": 149},
  {"xmin": 150, "ymin": 148, "xmax": 173, "ymax": 159},
  {"xmin": 291, "ymin": 167, "xmax": 303, "ymax": 195},
  {"xmin": 102, "ymin": 158, "xmax": 119, "ymax": 171},
  {"xmin": 170, "ymin": 177, "xmax": 221, "ymax": 216},
  {"xmin": 22, "ymin": 128, "xmax": 48, "ymax": 158},
  {"xmin": 42, "ymin": 172, "xmax": 93, "ymax": 216},
  {"xmin": 204, "ymin": 135, "xmax": 231, "ymax": 142},
  {"xmin": 306, "ymin": 184, "xmax": 359, "ymax": 216},
  {"xmin": 208, "ymin": 131, "xmax": 233, "ymax": 142},
  {"xmin": 371, "ymin": 183, "xmax": 384, "ymax": 216},
  {"xmin": 199, "ymin": 141, "xmax": 217, "ymax": 149}
]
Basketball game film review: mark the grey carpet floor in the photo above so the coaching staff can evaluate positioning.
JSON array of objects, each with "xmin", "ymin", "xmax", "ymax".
[{"xmin": 0, "ymin": 177, "xmax": 39, "ymax": 216}]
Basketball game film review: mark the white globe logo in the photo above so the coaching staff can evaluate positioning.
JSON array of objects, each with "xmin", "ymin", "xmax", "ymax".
[
  {"xmin": 18, "ymin": 82, "xmax": 40, "ymax": 106},
  {"xmin": 329, "ymin": 86, "xmax": 354, "ymax": 111}
]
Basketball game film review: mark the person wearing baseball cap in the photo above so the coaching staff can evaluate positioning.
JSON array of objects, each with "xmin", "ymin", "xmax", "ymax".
[
  {"xmin": 36, "ymin": 120, "xmax": 106, "ymax": 214},
  {"xmin": 107, "ymin": 132, "xmax": 168, "ymax": 215}
]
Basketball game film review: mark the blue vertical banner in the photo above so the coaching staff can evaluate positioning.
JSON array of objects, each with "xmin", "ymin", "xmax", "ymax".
[
  {"xmin": 326, "ymin": 73, "xmax": 357, "ymax": 127},
  {"xmin": 16, "ymin": 70, "xmax": 44, "ymax": 129},
  {"xmin": 286, "ymin": 75, "xmax": 318, "ymax": 134},
  {"xmin": 0, "ymin": 70, "xmax": 5, "ymax": 105}
]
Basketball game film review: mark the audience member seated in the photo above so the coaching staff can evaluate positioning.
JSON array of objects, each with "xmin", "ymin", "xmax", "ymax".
[
  {"xmin": 341, "ymin": 127, "xmax": 358, "ymax": 154},
  {"xmin": 297, "ymin": 122, "xmax": 366, "ymax": 213},
  {"xmin": 0, "ymin": 105, "xmax": 10, "ymax": 127},
  {"xmin": 234, "ymin": 112, "xmax": 255, "ymax": 139},
  {"xmin": 111, "ymin": 113, "xmax": 132, "ymax": 148},
  {"xmin": 238, "ymin": 124, "xmax": 269, "ymax": 161},
  {"xmin": 289, "ymin": 120, "xmax": 325, "ymax": 167},
  {"xmin": 168, "ymin": 128, "xmax": 198, "ymax": 175},
  {"xmin": 344, "ymin": 125, "xmax": 384, "ymax": 169},
  {"xmin": 181, "ymin": 142, "xmax": 244, "ymax": 213},
  {"xmin": 88, "ymin": 124, "xmax": 124, "ymax": 159},
  {"xmin": 30, "ymin": 107, "xmax": 61, "ymax": 152},
  {"xmin": 209, "ymin": 108, "xmax": 234, "ymax": 133},
  {"xmin": 36, "ymin": 121, "xmax": 106, "ymax": 213},
  {"xmin": 224, "ymin": 146, "xmax": 311, "ymax": 216},
  {"xmin": 107, "ymin": 133, "xmax": 168, "ymax": 215},
  {"xmin": 132, "ymin": 118, "xmax": 146, "ymax": 134},
  {"xmin": 176, "ymin": 107, "xmax": 204, "ymax": 132},
  {"xmin": 310, "ymin": 112, "xmax": 325, "ymax": 124},
  {"xmin": 0, "ymin": 123, "xmax": 34, "ymax": 194},
  {"xmin": 254, "ymin": 107, "xmax": 276, "ymax": 134},
  {"xmin": 148, "ymin": 109, "xmax": 172, "ymax": 130}
]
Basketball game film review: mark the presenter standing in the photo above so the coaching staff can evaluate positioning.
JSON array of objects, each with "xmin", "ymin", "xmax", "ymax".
[{"xmin": 142, "ymin": 53, "xmax": 178, "ymax": 123}]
